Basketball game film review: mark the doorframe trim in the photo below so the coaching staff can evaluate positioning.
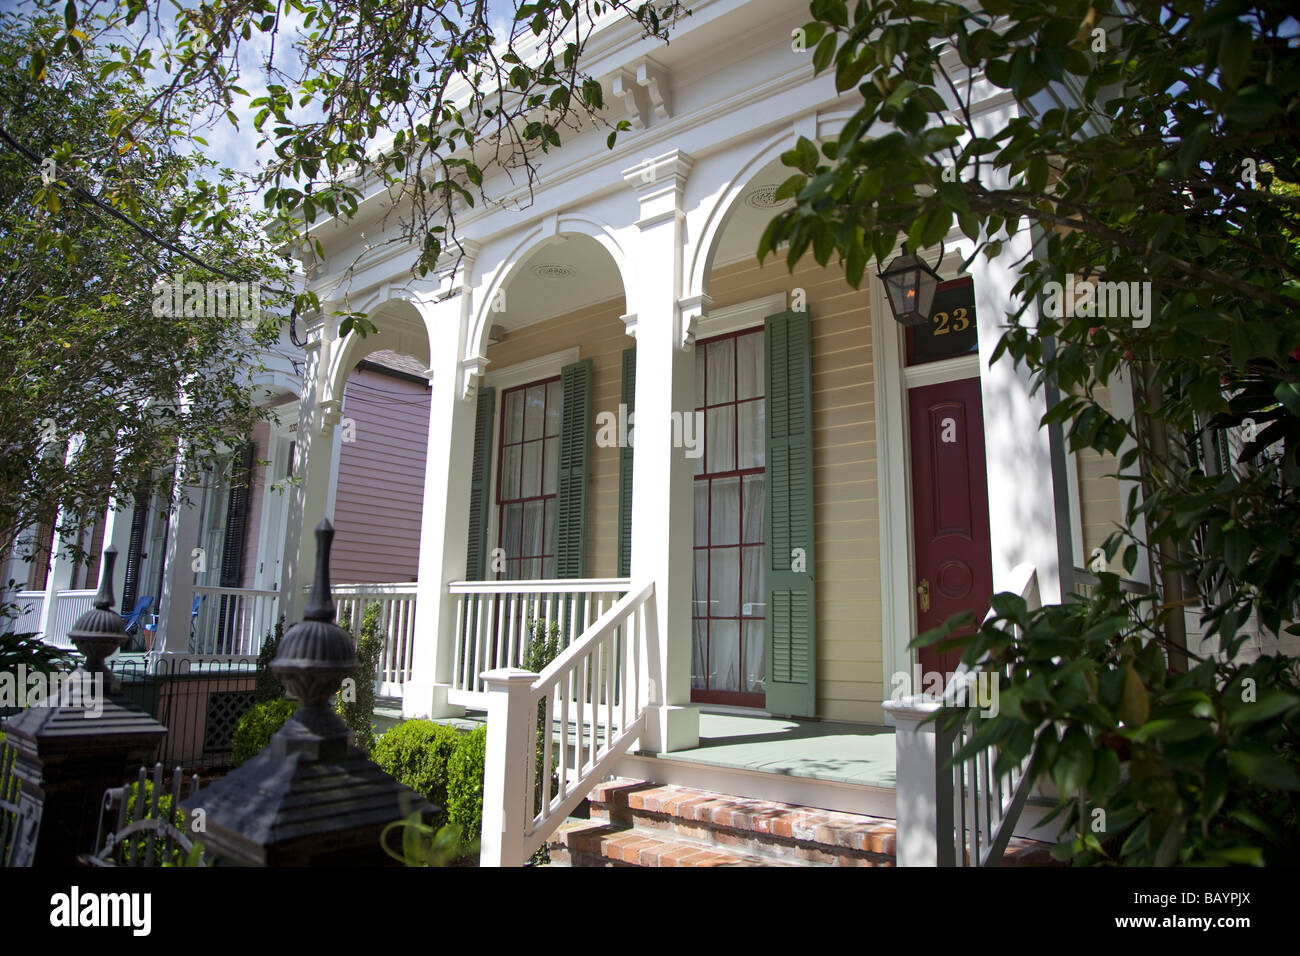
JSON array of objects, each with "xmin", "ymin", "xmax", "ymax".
[{"xmin": 873, "ymin": 259, "xmax": 979, "ymax": 723}]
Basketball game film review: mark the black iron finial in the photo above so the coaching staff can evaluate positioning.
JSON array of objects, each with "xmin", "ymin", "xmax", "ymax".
[
  {"xmin": 270, "ymin": 519, "xmax": 357, "ymax": 716},
  {"xmin": 67, "ymin": 547, "xmax": 128, "ymax": 675},
  {"xmin": 304, "ymin": 519, "xmax": 337, "ymax": 622}
]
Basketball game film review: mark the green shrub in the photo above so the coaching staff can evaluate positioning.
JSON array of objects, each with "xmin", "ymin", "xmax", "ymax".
[
  {"xmin": 372, "ymin": 719, "xmax": 462, "ymax": 825},
  {"xmin": 446, "ymin": 725, "xmax": 487, "ymax": 857},
  {"xmin": 121, "ymin": 777, "xmax": 188, "ymax": 866},
  {"xmin": 336, "ymin": 604, "xmax": 382, "ymax": 755},
  {"xmin": 231, "ymin": 697, "xmax": 298, "ymax": 767},
  {"xmin": 254, "ymin": 616, "xmax": 287, "ymax": 702}
]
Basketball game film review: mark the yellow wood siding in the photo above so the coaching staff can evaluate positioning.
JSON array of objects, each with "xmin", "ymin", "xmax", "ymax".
[{"xmin": 485, "ymin": 298, "xmax": 628, "ymax": 578}]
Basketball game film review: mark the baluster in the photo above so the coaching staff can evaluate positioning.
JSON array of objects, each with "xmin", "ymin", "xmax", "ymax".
[
  {"xmin": 559, "ymin": 668, "xmax": 570, "ymax": 802},
  {"xmin": 541, "ymin": 688, "xmax": 555, "ymax": 818},
  {"xmin": 476, "ymin": 593, "xmax": 492, "ymax": 693},
  {"xmin": 453, "ymin": 594, "xmax": 466, "ymax": 690},
  {"xmin": 605, "ymin": 630, "xmax": 615, "ymax": 752},
  {"xmin": 575, "ymin": 652, "xmax": 585, "ymax": 775}
]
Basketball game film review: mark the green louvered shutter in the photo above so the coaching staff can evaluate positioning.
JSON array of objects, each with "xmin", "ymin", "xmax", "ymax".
[
  {"xmin": 555, "ymin": 359, "xmax": 593, "ymax": 578},
  {"xmin": 764, "ymin": 310, "xmax": 816, "ymax": 717},
  {"xmin": 465, "ymin": 386, "xmax": 495, "ymax": 579},
  {"xmin": 616, "ymin": 347, "xmax": 635, "ymax": 578}
]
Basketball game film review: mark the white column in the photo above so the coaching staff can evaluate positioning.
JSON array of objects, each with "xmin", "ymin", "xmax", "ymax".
[
  {"xmin": 405, "ymin": 292, "xmax": 477, "ymax": 719},
  {"xmin": 622, "ymin": 150, "xmax": 699, "ymax": 753},
  {"xmin": 279, "ymin": 330, "xmax": 340, "ymax": 621},
  {"xmin": 155, "ymin": 469, "xmax": 204, "ymax": 654},
  {"xmin": 98, "ymin": 498, "xmax": 135, "ymax": 607},
  {"xmin": 36, "ymin": 438, "xmax": 84, "ymax": 640},
  {"xmin": 970, "ymin": 231, "xmax": 1063, "ymax": 605}
]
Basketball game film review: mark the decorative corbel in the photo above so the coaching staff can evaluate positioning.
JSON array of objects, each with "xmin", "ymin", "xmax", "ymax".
[
  {"xmin": 611, "ymin": 69, "xmax": 649, "ymax": 130},
  {"xmin": 318, "ymin": 398, "xmax": 343, "ymax": 434},
  {"xmin": 620, "ymin": 312, "xmax": 638, "ymax": 339},
  {"xmin": 460, "ymin": 355, "xmax": 489, "ymax": 402},
  {"xmin": 636, "ymin": 59, "xmax": 671, "ymax": 122},
  {"xmin": 676, "ymin": 294, "xmax": 713, "ymax": 351}
]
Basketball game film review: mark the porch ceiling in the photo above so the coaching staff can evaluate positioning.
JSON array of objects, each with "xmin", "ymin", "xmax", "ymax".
[{"xmin": 494, "ymin": 234, "xmax": 624, "ymax": 332}]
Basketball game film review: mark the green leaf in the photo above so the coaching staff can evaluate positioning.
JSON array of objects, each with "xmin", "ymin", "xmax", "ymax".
[
  {"xmin": 1052, "ymin": 726, "xmax": 1094, "ymax": 797},
  {"xmin": 1119, "ymin": 663, "xmax": 1149, "ymax": 727},
  {"xmin": 1228, "ymin": 751, "xmax": 1300, "ymax": 790}
]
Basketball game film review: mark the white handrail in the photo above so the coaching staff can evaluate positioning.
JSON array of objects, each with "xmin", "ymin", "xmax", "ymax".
[
  {"xmin": 329, "ymin": 584, "xmax": 419, "ymax": 694},
  {"xmin": 479, "ymin": 580, "xmax": 655, "ymax": 866}
]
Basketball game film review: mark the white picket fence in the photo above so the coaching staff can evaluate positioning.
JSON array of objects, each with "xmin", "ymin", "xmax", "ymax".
[
  {"xmin": 192, "ymin": 586, "xmax": 280, "ymax": 656},
  {"xmin": 331, "ymin": 583, "xmax": 418, "ymax": 696},
  {"xmin": 445, "ymin": 578, "xmax": 630, "ymax": 707}
]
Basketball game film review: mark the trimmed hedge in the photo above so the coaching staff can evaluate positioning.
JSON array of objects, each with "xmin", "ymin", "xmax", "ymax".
[
  {"xmin": 371, "ymin": 720, "xmax": 462, "ymax": 825},
  {"xmin": 446, "ymin": 726, "xmax": 487, "ymax": 856},
  {"xmin": 231, "ymin": 698, "xmax": 298, "ymax": 767}
]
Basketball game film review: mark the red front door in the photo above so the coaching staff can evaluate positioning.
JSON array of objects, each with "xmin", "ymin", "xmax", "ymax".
[{"xmin": 908, "ymin": 377, "xmax": 993, "ymax": 678}]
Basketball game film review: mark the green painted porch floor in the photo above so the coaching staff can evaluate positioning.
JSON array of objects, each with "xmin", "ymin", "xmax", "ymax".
[
  {"xmin": 651, "ymin": 714, "xmax": 898, "ymax": 790},
  {"xmin": 419, "ymin": 710, "xmax": 899, "ymax": 791}
]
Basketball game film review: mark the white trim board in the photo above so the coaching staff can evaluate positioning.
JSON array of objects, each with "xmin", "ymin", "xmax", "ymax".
[
  {"xmin": 483, "ymin": 347, "xmax": 580, "ymax": 392},
  {"xmin": 697, "ymin": 292, "xmax": 786, "ymax": 339}
]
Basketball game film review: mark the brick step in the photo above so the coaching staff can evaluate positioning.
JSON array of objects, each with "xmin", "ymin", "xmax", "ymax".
[
  {"xmin": 579, "ymin": 778, "xmax": 896, "ymax": 866},
  {"xmin": 547, "ymin": 819, "xmax": 809, "ymax": 867},
  {"xmin": 550, "ymin": 778, "xmax": 1056, "ymax": 867}
]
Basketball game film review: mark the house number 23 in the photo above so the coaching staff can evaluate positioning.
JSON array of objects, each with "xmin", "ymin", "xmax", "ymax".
[{"xmin": 932, "ymin": 306, "xmax": 970, "ymax": 335}]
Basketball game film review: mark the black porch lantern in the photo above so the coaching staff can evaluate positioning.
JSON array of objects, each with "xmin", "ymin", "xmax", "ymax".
[{"xmin": 878, "ymin": 251, "xmax": 941, "ymax": 327}]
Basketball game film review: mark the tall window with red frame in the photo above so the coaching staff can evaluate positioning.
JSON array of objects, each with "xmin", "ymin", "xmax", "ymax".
[
  {"xmin": 496, "ymin": 377, "xmax": 563, "ymax": 579},
  {"xmin": 692, "ymin": 328, "xmax": 766, "ymax": 707}
]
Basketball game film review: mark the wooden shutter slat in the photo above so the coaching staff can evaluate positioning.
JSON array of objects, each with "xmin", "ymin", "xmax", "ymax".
[
  {"xmin": 617, "ymin": 347, "xmax": 635, "ymax": 578},
  {"xmin": 764, "ymin": 310, "xmax": 816, "ymax": 717},
  {"xmin": 219, "ymin": 442, "xmax": 257, "ymax": 589},
  {"xmin": 555, "ymin": 359, "xmax": 593, "ymax": 579},
  {"xmin": 465, "ymin": 386, "xmax": 496, "ymax": 580}
]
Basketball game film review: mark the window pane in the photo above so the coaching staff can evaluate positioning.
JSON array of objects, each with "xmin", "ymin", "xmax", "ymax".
[
  {"xmin": 521, "ymin": 441, "xmax": 541, "ymax": 497},
  {"xmin": 738, "ymin": 400, "xmax": 765, "ymax": 469},
  {"xmin": 545, "ymin": 380, "xmax": 563, "ymax": 436},
  {"xmin": 543, "ymin": 499, "xmax": 555, "ymax": 556},
  {"xmin": 710, "ymin": 621, "xmax": 740, "ymax": 691},
  {"xmin": 710, "ymin": 546, "xmax": 739, "ymax": 617},
  {"xmin": 503, "ymin": 503, "xmax": 522, "ymax": 559},
  {"xmin": 523, "ymin": 500, "xmax": 544, "ymax": 560},
  {"xmin": 524, "ymin": 384, "xmax": 546, "ymax": 439},
  {"xmin": 506, "ymin": 390, "xmax": 524, "ymax": 443},
  {"xmin": 694, "ymin": 344, "xmax": 705, "ymax": 410},
  {"xmin": 542, "ymin": 557, "xmax": 555, "ymax": 578},
  {"xmin": 743, "ymin": 621, "xmax": 765, "ymax": 693},
  {"xmin": 501, "ymin": 444, "xmax": 521, "ymax": 499},
  {"xmin": 742, "ymin": 545, "xmax": 765, "ymax": 614},
  {"xmin": 711, "ymin": 476, "xmax": 740, "ymax": 545},
  {"xmin": 706, "ymin": 338, "xmax": 734, "ymax": 405},
  {"xmin": 706, "ymin": 407, "xmax": 735, "ymax": 473},
  {"xmin": 693, "ymin": 550, "xmax": 709, "ymax": 617},
  {"xmin": 694, "ymin": 482, "xmax": 708, "ymax": 545},
  {"xmin": 542, "ymin": 437, "xmax": 559, "ymax": 495},
  {"xmin": 737, "ymin": 332, "xmax": 764, "ymax": 400},
  {"xmin": 742, "ymin": 475, "xmax": 765, "ymax": 545},
  {"xmin": 692, "ymin": 618, "xmax": 708, "ymax": 690}
]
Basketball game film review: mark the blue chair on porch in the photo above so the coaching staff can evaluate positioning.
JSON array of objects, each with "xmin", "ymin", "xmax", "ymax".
[{"xmin": 121, "ymin": 596, "xmax": 154, "ymax": 651}]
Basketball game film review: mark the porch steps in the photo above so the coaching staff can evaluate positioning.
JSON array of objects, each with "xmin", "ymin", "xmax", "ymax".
[{"xmin": 546, "ymin": 778, "xmax": 1057, "ymax": 867}]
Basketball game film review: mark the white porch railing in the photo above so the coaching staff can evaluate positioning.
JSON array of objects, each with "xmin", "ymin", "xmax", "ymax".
[
  {"xmin": 884, "ymin": 562, "xmax": 1042, "ymax": 867},
  {"xmin": 479, "ymin": 580, "xmax": 656, "ymax": 866},
  {"xmin": 446, "ymin": 578, "xmax": 630, "ymax": 706},
  {"xmin": 5, "ymin": 591, "xmax": 46, "ymax": 636},
  {"xmin": 32, "ymin": 590, "xmax": 98, "ymax": 648},
  {"xmin": 331, "ymin": 582, "xmax": 418, "ymax": 696},
  {"xmin": 192, "ymin": 586, "xmax": 279, "ymax": 656}
]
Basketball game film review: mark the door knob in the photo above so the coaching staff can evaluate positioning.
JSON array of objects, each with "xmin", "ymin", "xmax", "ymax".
[{"xmin": 917, "ymin": 578, "xmax": 931, "ymax": 613}]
